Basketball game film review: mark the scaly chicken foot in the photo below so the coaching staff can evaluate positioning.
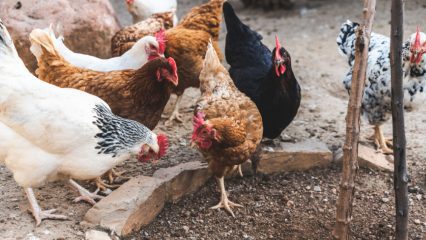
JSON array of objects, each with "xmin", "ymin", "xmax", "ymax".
[
  {"xmin": 25, "ymin": 188, "xmax": 67, "ymax": 226},
  {"xmin": 69, "ymin": 179, "xmax": 104, "ymax": 205},
  {"xmin": 210, "ymin": 177, "xmax": 243, "ymax": 217},
  {"xmin": 165, "ymin": 95, "xmax": 184, "ymax": 126},
  {"xmin": 373, "ymin": 125, "xmax": 393, "ymax": 154}
]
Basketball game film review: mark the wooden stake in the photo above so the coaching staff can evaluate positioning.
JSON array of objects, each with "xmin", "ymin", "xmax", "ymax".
[
  {"xmin": 332, "ymin": 1, "xmax": 376, "ymax": 239},
  {"xmin": 390, "ymin": 0, "xmax": 409, "ymax": 239}
]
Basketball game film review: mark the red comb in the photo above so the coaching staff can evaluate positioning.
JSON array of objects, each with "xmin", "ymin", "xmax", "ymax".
[
  {"xmin": 155, "ymin": 29, "xmax": 167, "ymax": 54},
  {"xmin": 191, "ymin": 112, "xmax": 206, "ymax": 141},
  {"xmin": 414, "ymin": 26, "xmax": 421, "ymax": 49},
  {"xmin": 125, "ymin": 0, "xmax": 134, "ymax": 4},
  {"xmin": 157, "ymin": 134, "xmax": 168, "ymax": 159},
  {"xmin": 275, "ymin": 35, "xmax": 282, "ymax": 59}
]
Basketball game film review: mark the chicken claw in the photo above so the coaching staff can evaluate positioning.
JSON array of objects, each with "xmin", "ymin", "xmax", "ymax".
[
  {"xmin": 210, "ymin": 177, "xmax": 243, "ymax": 217},
  {"xmin": 107, "ymin": 168, "xmax": 130, "ymax": 184},
  {"xmin": 25, "ymin": 188, "xmax": 67, "ymax": 226},
  {"xmin": 69, "ymin": 179, "xmax": 104, "ymax": 205},
  {"xmin": 95, "ymin": 177, "xmax": 120, "ymax": 192},
  {"xmin": 231, "ymin": 165, "xmax": 244, "ymax": 177}
]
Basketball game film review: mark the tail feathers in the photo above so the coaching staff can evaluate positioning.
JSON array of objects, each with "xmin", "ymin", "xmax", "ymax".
[
  {"xmin": 29, "ymin": 26, "xmax": 60, "ymax": 61},
  {"xmin": 203, "ymin": 40, "xmax": 223, "ymax": 71},
  {"xmin": 178, "ymin": 0, "xmax": 224, "ymax": 40},
  {"xmin": 223, "ymin": 2, "xmax": 263, "ymax": 42},
  {"xmin": 0, "ymin": 20, "xmax": 22, "ymax": 64},
  {"xmin": 337, "ymin": 20, "xmax": 359, "ymax": 56}
]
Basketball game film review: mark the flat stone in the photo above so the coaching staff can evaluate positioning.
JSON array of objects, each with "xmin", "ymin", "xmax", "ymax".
[
  {"xmin": 84, "ymin": 161, "xmax": 210, "ymax": 236},
  {"xmin": 85, "ymin": 230, "xmax": 111, "ymax": 240},
  {"xmin": 257, "ymin": 140, "xmax": 333, "ymax": 174},
  {"xmin": 153, "ymin": 161, "xmax": 211, "ymax": 203},
  {"xmin": 334, "ymin": 145, "xmax": 394, "ymax": 172},
  {"xmin": 83, "ymin": 176, "xmax": 166, "ymax": 236}
]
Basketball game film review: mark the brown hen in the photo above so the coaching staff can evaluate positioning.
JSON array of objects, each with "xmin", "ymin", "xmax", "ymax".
[
  {"xmin": 111, "ymin": 0, "xmax": 225, "ymax": 125},
  {"xmin": 191, "ymin": 43, "xmax": 263, "ymax": 217},
  {"xmin": 111, "ymin": 11, "xmax": 175, "ymax": 57}
]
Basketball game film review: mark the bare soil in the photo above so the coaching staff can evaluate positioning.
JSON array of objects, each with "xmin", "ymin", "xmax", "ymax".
[{"xmin": 0, "ymin": 0, "xmax": 425, "ymax": 239}]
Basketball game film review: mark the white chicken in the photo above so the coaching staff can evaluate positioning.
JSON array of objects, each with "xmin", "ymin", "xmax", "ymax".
[
  {"xmin": 0, "ymin": 20, "xmax": 168, "ymax": 226},
  {"xmin": 52, "ymin": 27, "xmax": 166, "ymax": 72},
  {"xmin": 125, "ymin": 0, "xmax": 178, "ymax": 26}
]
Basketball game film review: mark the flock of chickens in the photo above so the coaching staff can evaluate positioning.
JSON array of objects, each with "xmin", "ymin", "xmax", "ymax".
[{"xmin": 0, "ymin": 0, "xmax": 425, "ymax": 227}]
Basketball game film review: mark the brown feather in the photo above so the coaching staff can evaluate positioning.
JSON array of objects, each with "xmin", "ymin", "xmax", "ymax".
[
  {"xmin": 111, "ymin": 0, "xmax": 225, "ymax": 97},
  {"xmin": 194, "ymin": 44, "xmax": 263, "ymax": 178},
  {"xmin": 33, "ymin": 32, "xmax": 176, "ymax": 130},
  {"xmin": 111, "ymin": 12, "xmax": 175, "ymax": 56}
]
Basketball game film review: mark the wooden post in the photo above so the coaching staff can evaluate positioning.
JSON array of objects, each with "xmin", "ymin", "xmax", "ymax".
[
  {"xmin": 390, "ymin": 0, "xmax": 409, "ymax": 239},
  {"xmin": 332, "ymin": 0, "xmax": 376, "ymax": 239}
]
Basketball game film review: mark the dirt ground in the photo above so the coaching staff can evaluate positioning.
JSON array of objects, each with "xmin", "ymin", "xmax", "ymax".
[{"xmin": 0, "ymin": 0, "xmax": 425, "ymax": 239}]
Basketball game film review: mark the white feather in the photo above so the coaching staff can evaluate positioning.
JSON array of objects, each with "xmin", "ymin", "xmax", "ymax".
[
  {"xmin": 126, "ymin": 0, "xmax": 178, "ymax": 25},
  {"xmin": 36, "ymin": 27, "xmax": 161, "ymax": 72}
]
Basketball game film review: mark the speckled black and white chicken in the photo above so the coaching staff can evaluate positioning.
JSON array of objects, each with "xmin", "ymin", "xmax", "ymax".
[{"xmin": 337, "ymin": 20, "xmax": 426, "ymax": 153}]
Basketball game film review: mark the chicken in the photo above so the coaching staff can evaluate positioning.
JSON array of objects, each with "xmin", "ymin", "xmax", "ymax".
[
  {"xmin": 125, "ymin": 0, "xmax": 178, "ymax": 25},
  {"xmin": 111, "ymin": 12, "xmax": 175, "ymax": 57},
  {"xmin": 30, "ymin": 27, "xmax": 178, "ymax": 130},
  {"xmin": 191, "ymin": 43, "xmax": 263, "ymax": 217},
  {"xmin": 0, "ymin": 21, "xmax": 168, "ymax": 225},
  {"xmin": 223, "ymin": 2, "xmax": 301, "ymax": 139},
  {"xmin": 30, "ymin": 27, "xmax": 177, "ymax": 189},
  {"xmin": 113, "ymin": 0, "xmax": 225, "ymax": 126},
  {"xmin": 53, "ymin": 26, "xmax": 166, "ymax": 72},
  {"xmin": 337, "ymin": 20, "xmax": 426, "ymax": 153}
]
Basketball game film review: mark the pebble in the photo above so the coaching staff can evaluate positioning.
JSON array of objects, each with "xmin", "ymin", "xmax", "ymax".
[
  {"xmin": 314, "ymin": 186, "xmax": 321, "ymax": 192},
  {"xmin": 331, "ymin": 188, "xmax": 337, "ymax": 194},
  {"xmin": 286, "ymin": 200, "xmax": 294, "ymax": 208},
  {"xmin": 183, "ymin": 226, "xmax": 190, "ymax": 233},
  {"xmin": 414, "ymin": 219, "xmax": 421, "ymax": 225},
  {"xmin": 415, "ymin": 194, "xmax": 422, "ymax": 201},
  {"xmin": 381, "ymin": 198, "xmax": 390, "ymax": 203},
  {"xmin": 305, "ymin": 186, "xmax": 311, "ymax": 190}
]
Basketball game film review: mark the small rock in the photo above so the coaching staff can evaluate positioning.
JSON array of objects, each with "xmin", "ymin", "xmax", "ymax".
[
  {"xmin": 381, "ymin": 198, "xmax": 390, "ymax": 203},
  {"xmin": 334, "ymin": 145, "xmax": 393, "ymax": 172},
  {"xmin": 85, "ymin": 230, "xmax": 111, "ymax": 240},
  {"xmin": 331, "ymin": 188, "xmax": 337, "ymax": 194},
  {"xmin": 415, "ymin": 194, "xmax": 422, "ymax": 201},
  {"xmin": 314, "ymin": 186, "xmax": 321, "ymax": 192},
  {"xmin": 182, "ymin": 226, "xmax": 190, "ymax": 233},
  {"xmin": 306, "ymin": 186, "xmax": 311, "ymax": 190},
  {"xmin": 286, "ymin": 200, "xmax": 294, "ymax": 208},
  {"xmin": 258, "ymin": 140, "xmax": 332, "ymax": 174},
  {"xmin": 414, "ymin": 219, "xmax": 421, "ymax": 225}
]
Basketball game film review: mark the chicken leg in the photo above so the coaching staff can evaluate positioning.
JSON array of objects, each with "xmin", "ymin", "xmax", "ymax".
[
  {"xmin": 25, "ymin": 188, "xmax": 67, "ymax": 226},
  {"xmin": 210, "ymin": 177, "xmax": 243, "ymax": 217},
  {"xmin": 373, "ymin": 125, "xmax": 393, "ymax": 154},
  {"xmin": 165, "ymin": 95, "xmax": 184, "ymax": 126},
  {"xmin": 69, "ymin": 179, "xmax": 104, "ymax": 205}
]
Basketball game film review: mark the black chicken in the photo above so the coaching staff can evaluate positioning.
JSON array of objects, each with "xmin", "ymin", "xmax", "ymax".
[{"xmin": 223, "ymin": 2, "xmax": 301, "ymax": 139}]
